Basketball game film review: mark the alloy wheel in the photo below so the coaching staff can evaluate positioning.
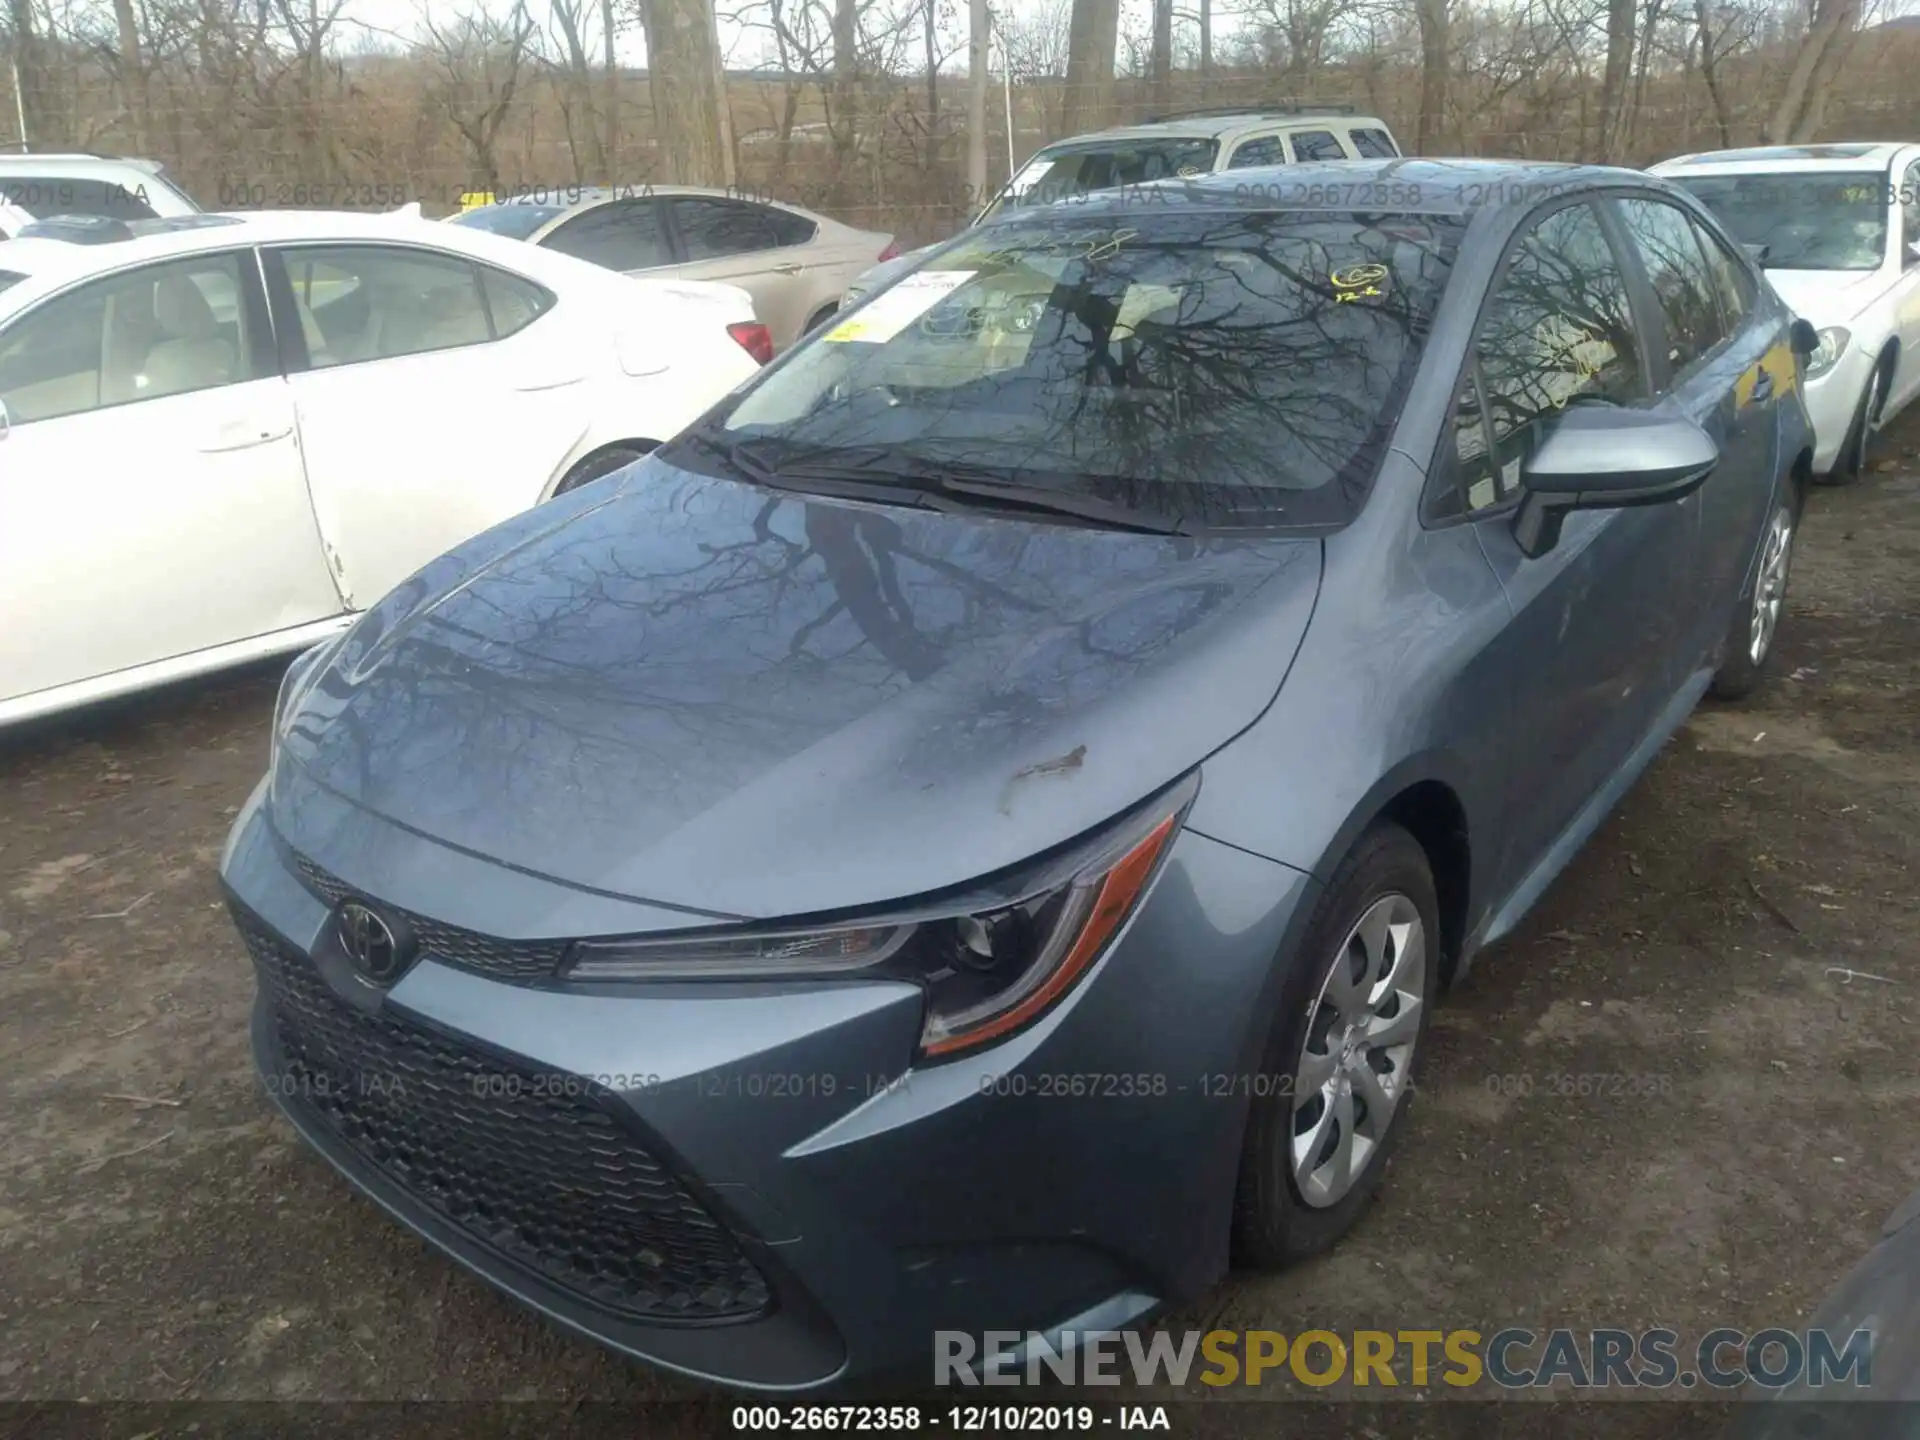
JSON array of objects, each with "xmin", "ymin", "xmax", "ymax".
[
  {"xmin": 1748, "ymin": 504, "xmax": 1794, "ymax": 666},
  {"xmin": 1291, "ymin": 893, "xmax": 1426, "ymax": 1209}
]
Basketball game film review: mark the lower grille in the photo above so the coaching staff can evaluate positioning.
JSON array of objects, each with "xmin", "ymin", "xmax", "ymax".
[
  {"xmin": 235, "ymin": 904, "xmax": 773, "ymax": 1324},
  {"xmin": 292, "ymin": 855, "xmax": 566, "ymax": 984}
]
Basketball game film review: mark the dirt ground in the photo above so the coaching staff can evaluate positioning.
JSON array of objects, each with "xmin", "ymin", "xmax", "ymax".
[{"xmin": 2, "ymin": 416, "xmax": 1916, "ymax": 1439}]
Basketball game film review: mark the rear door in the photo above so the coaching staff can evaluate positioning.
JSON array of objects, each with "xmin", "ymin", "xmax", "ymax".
[
  {"xmin": 1611, "ymin": 192, "xmax": 1776, "ymax": 671},
  {"xmin": 266, "ymin": 241, "xmax": 591, "ymax": 608},
  {"xmin": 1437, "ymin": 199, "xmax": 1700, "ymax": 886},
  {"xmin": 0, "ymin": 249, "xmax": 342, "ymax": 704}
]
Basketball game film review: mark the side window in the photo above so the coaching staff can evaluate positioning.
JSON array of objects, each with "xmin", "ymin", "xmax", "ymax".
[
  {"xmin": 0, "ymin": 252, "xmax": 252, "ymax": 425},
  {"xmin": 1617, "ymin": 196, "xmax": 1728, "ymax": 375},
  {"xmin": 540, "ymin": 200, "xmax": 673, "ymax": 271},
  {"xmin": 765, "ymin": 208, "xmax": 817, "ymax": 247},
  {"xmin": 279, "ymin": 245, "xmax": 490, "ymax": 369},
  {"xmin": 1289, "ymin": 130, "xmax": 1347, "ymax": 162},
  {"xmin": 1349, "ymin": 128, "xmax": 1399, "ymax": 159},
  {"xmin": 1690, "ymin": 218, "xmax": 1753, "ymax": 333},
  {"xmin": 1452, "ymin": 202, "xmax": 1649, "ymax": 514},
  {"xmin": 1903, "ymin": 160, "xmax": 1920, "ymax": 258},
  {"xmin": 670, "ymin": 198, "xmax": 785, "ymax": 260},
  {"xmin": 478, "ymin": 265, "xmax": 553, "ymax": 339},
  {"xmin": 1228, "ymin": 136, "xmax": 1286, "ymax": 169}
]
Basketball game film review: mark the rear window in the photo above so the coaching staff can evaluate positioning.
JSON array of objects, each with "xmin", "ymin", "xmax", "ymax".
[
  {"xmin": 0, "ymin": 177, "xmax": 159, "ymax": 221},
  {"xmin": 714, "ymin": 209, "xmax": 1465, "ymax": 530},
  {"xmin": 0, "ymin": 269, "xmax": 23, "ymax": 295},
  {"xmin": 980, "ymin": 139, "xmax": 1221, "ymax": 223},
  {"xmin": 449, "ymin": 203, "xmax": 570, "ymax": 241}
]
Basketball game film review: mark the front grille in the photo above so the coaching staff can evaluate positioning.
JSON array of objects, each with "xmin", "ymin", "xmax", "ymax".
[
  {"xmin": 293, "ymin": 855, "xmax": 566, "ymax": 984},
  {"xmin": 235, "ymin": 905, "xmax": 773, "ymax": 1324}
]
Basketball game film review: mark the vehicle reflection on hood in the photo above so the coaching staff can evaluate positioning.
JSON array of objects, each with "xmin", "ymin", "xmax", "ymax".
[{"xmin": 274, "ymin": 458, "xmax": 1324, "ymax": 918}]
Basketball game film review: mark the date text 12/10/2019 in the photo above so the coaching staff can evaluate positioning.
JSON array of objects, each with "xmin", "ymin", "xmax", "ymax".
[{"xmin": 730, "ymin": 1404, "xmax": 1174, "ymax": 1431}]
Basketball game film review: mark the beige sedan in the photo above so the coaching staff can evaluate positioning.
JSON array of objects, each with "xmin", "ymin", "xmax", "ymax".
[{"xmin": 450, "ymin": 186, "xmax": 897, "ymax": 352}]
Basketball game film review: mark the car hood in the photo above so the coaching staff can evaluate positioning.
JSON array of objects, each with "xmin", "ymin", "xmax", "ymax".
[
  {"xmin": 1763, "ymin": 267, "xmax": 1894, "ymax": 324},
  {"xmin": 273, "ymin": 459, "xmax": 1322, "ymax": 921}
]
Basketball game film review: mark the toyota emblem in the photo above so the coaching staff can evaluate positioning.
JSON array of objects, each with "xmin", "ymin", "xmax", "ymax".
[{"xmin": 336, "ymin": 900, "xmax": 409, "ymax": 984}]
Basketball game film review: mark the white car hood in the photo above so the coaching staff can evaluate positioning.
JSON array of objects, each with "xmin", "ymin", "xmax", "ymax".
[{"xmin": 1764, "ymin": 268, "xmax": 1892, "ymax": 325}]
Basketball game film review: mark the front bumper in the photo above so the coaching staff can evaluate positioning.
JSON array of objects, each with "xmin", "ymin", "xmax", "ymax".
[
  {"xmin": 222, "ymin": 776, "xmax": 1312, "ymax": 1391},
  {"xmin": 1803, "ymin": 342, "xmax": 1878, "ymax": 474}
]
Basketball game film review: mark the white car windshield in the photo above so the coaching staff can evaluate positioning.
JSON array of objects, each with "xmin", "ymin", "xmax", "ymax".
[{"xmin": 1674, "ymin": 171, "xmax": 1889, "ymax": 270}]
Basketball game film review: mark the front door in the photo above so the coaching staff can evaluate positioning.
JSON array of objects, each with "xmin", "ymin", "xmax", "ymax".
[
  {"xmin": 0, "ymin": 250, "xmax": 342, "ymax": 705},
  {"xmin": 1449, "ymin": 200, "xmax": 1701, "ymax": 890}
]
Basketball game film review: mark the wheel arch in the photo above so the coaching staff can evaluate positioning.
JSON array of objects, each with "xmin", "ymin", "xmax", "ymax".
[{"xmin": 542, "ymin": 437, "xmax": 662, "ymax": 501}]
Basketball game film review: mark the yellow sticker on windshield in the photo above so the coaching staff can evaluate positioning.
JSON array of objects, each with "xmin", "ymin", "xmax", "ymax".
[{"xmin": 1331, "ymin": 262, "xmax": 1389, "ymax": 302}]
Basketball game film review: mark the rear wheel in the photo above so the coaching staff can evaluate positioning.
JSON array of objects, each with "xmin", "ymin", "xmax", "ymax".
[
  {"xmin": 550, "ymin": 443, "xmax": 654, "ymax": 499},
  {"xmin": 804, "ymin": 303, "xmax": 839, "ymax": 334},
  {"xmin": 1709, "ymin": 477, "xmax": 1802, "ymax": 702},
  {"xmin": 1230, "ymin": 822, "xmax": 1439, "ymax": 1269}
]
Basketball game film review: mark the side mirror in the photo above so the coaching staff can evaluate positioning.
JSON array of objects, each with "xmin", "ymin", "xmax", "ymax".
[
  {"xmin": 1743, "ymin": 242, "xmax": 1771, "ymax": 266},
  {"xmin": 1908, "ymin": 240, "xmax": 1920, "ymax": 266},
  {"xmin": 1790, "ymin": 318, "xmax": 1820, "ymax": 358},
  {"xmin": 1512, "ymin": 407, "xmax": 1718, "ymax": 558}
]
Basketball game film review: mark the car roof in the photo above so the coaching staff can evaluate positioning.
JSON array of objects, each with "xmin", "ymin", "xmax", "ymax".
[
  {"xmin": 470, "ymin": 183, "xmax": 846, "ymax": 225},
  {"xmin": 995, "ymin": 158, "xmax": 1651, "ymax": 219},
  {"xmin": 1653, "ymin": 142, "xmax": 1914, "ymax": 174},
  {"xmin": 0, "ymin": 207, "xmax": 602, "ymax": 312},
  {"xmin": 0, "ymin": 152, "xmax": 174, "ymax": 176},
  {"xmin": 1044, "ymin": 111, "xmax": 1394, "ymax": 146}
]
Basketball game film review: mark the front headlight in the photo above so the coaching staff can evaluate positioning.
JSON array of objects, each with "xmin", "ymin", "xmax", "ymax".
[
  {"xmin": 564, "ymin": 774, "xmax": 1197, "ymax": 1059},
  {"xmin": 1807, "ymin": 325, "xmax": 1850, "ymax": 379}
]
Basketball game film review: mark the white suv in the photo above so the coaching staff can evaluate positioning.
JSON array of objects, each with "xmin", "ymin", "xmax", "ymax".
[
  {"xmin": 1653, "ymin": 142, "xmax": 1920, "ymax": 480},
  {"xmin": 0, "ymin": 154, "xmax": 202, "ymax": 239},
  {"xmin": 845, "ymin": 106, "xmax": 1401, "ymax": 302}
]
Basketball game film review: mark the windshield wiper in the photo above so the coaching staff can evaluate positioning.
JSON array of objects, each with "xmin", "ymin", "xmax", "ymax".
[
  {"xmin": 679, "ymin": 432, "xmax": 953, "ymax": 512},
  {"xmin": 917, "ymin": 469, "xmax": 1205, "ymax": 536}
]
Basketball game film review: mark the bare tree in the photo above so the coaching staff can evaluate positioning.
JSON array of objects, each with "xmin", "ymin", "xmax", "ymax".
[
  {"xmin": 1597, "ymin": 0, "xmax": 1635, "ymax": 160},
  {"xmin": 8, "ymin": 0, "xmax": 60, "ymax": 145},
  {"xmin": 644, "ymin": 0, "xmax": 730, "ymax": 183},
  {"xmin": 1059, "ymin": 0, "xmax": 1117, "ymax": 133},
  {"xmin": 1149, "ymin": 0, "xmax": 1170, "ymax": 109},
  {"xmin": 1415, "ymin": 0, "xmax": 1448, "ymax": 150},
  {"xmin": 545, "ymin": 0, "xmax": 609, "ymax": 179},
  {"xmin": 1766, "ymin": 0, "xmax": 1861, "ymax": 142},
  {"xmin": 424, "ymin": 0, "xmax": 536, "ymax": 191},
  {"xmin": 966, "ymin": 0, "xmax": 985, "ymax": 204}
]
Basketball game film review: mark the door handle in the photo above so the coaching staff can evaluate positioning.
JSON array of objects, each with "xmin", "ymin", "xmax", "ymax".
[
  {"xmin": 202, "ymin": 417, "xmax": 294, "ymax": 452},
  {"xmin": 1750, "ymin": 367, "xmax": 1774, "ymax": 403},
  {"xmin": 771, "ymin": 262, "xmax": 803, "ymax": 276}
]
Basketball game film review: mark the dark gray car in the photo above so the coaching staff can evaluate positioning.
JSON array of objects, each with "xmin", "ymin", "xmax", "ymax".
[{"xmin": 220, "ymin": 159, "xmax": 1817, "ymax": 1392}]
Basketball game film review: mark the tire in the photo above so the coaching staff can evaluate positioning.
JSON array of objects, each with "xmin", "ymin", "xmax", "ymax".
[
  {"xmin": 1709, "ymin": 477, "xmax": 1803, "ymax": 702},
  {"xmin": 804, "ymin": 304, "xmax": 839, "ymax": 334},
  {"xmin": 1823, "ymin": 359, "xmax": 1888, "ymax": 486},
  {"xmin": 550, "ymin": 444, "xmax": 653, "ymax": 499},
  {"xmin": 1230, "ymin": 822, "xmax": 1441, "ymax": 1270}
]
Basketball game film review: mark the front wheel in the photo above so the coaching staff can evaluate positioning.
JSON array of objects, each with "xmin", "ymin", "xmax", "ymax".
[
  {"xmin": 1231, "ymin": 822, "xmax": 1440, "ymax": 1270},
  {"xmin": 1824, "ymin": 362, "xmax": 1887, "ymax": 485},
  {"xmin": 550, "ymin": 443, "xmax": 654, "ymax": 499},
  {"xmin": 1709, "ymin": 481, "xmax": 1801, "ymax": 702}
]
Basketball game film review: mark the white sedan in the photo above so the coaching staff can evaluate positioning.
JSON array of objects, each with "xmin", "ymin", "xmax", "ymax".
[
  {"xmin": 0, "ymin": 208, "xmax": 766, "ymax": 727},
  {"xmin": 1654, "ymin": 142, "xmax": 1920, "ymax": 479}
]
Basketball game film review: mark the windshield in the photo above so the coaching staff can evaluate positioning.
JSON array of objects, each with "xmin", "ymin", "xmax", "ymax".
[
  {"xmin": 1673, "ymin": 171, "xmax": 1889, "ymax": 270},
  {"xmin": 978, "ymin": 139, "xmax": 1221, "ymax": 224},
  {"xmin": 708, "ymin": 210, "xmax": 1463, "ymax": 530},
  {"xmin": 449, "ymin": 203, "xmax": 568, "ymax": 240}
]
